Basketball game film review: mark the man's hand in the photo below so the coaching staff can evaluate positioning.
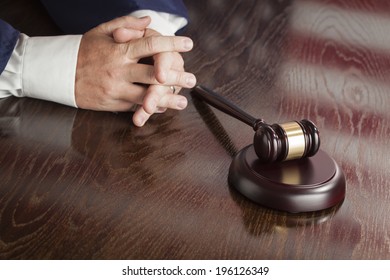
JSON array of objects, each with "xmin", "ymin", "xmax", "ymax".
[
  {"xmin": 113, "ymin": 26, "xmax": 196, "ymax": 126},
  {"xmin": 75, "ymin": 16, "xmax": 196, "ymax": 126}
]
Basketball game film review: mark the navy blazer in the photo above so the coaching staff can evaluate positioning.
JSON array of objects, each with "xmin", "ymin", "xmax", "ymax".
[
  {"xmin": 0, "ymin": 0, "xmax": 188, "ymax": 75},
  {"xmin": 0, "ymin": 19, "xmax": 20, "ymax": 74},
  {"xmin": 40, "ymin": 0, "xmax": 188, "ymax": 34}
]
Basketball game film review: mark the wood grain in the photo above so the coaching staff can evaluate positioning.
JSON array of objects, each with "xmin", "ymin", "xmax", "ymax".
[{"xmin": 1, "ymin": 0, "xmax": 390, "ymax": 259}]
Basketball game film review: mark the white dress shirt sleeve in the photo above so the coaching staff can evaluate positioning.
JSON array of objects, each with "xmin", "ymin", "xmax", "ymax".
[
  {"xmin": 0, "ymin": 33, "xmax": 81, "ymax": 107},
  {"xmin": 0, "ymin": 10, "xmax": 187, "ymax": 107}
]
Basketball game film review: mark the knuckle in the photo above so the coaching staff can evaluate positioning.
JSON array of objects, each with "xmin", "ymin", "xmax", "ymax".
[
  {"xmin": 106, "ymin": 68, "xmax": 118, "ymax": 81},
  {"xmin": 123, "ymin": 43, "xmax": 135, "ymax": 59},
  {"xmin": 101, "ymin": 86, "xmax": 116, "ymax": 99},
  {"xmin": 101, "ymin": 78, "xmax": 118, "ymax": 99},
  {"xmin": 145, "ymin": 36, "xmax": 158, "ymax": 53},
  {"xmin": 144, "ymin": 91, "xmax": 159, "ymax": 114},
  {"xmin": 122, "ymin": 42, "xmax": 131, "ymax": 55},
  {"xmin": 171, "ymin": 37, "xmax": 178, "ymax": 51},
  {"xmin": 175, "ymin": 71, "xmax": 184, "ymax": 85}
]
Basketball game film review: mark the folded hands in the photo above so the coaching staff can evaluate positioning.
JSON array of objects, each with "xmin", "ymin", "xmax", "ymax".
[{"xmin": 75, "ymin": 15, "xmax": 196, "ymax": 127}]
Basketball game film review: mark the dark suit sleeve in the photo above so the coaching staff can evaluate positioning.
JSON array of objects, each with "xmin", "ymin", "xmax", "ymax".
[
  {"xmin": 40, "ymin": 0, "xmax": 188, "ymax": 34},
  {"xmin": 0, "ymin": 19, "xmax": 20, "ymax": 74}
]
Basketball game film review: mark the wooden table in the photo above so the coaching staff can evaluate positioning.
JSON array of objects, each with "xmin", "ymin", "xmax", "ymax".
[{"xmin": 1, "ymin": 0, "xmax": 390, "ymax": 259}]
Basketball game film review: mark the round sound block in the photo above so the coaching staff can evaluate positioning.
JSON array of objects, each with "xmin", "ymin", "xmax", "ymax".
[{"xmin": 228, "ymin": 145, "xmax": 346, "ymax": 213}]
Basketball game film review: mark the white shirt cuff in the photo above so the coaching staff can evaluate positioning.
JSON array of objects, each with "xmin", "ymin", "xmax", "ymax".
[
  {"xmin": 23, "ymin": 35, "xmax": 81, "ymax": 107},
  {"xmin": 129, "ymin": 10, "xmax": 188, "ymax": 36},
  {"xmin": 0, "ymin": 33, "xmax": 81, "ymax": 107}
]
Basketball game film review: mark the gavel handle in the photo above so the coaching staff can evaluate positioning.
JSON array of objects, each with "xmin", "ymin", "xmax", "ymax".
[{"xmin": 192, "ymin": 85, "xmax": 262, "ymax": 129}]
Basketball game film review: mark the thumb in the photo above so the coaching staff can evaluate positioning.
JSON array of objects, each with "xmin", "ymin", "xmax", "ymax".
[{"xmin": 113, "ymin": 27, "xmax": 145, "ymax": 43}]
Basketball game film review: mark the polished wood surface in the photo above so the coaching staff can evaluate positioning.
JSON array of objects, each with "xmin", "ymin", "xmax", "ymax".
[{"xmin": 1, "ymin": 0, "xmax": 390, "ymax": 259}]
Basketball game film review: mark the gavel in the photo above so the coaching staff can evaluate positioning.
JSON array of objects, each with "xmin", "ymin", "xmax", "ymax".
[{"xmin": 192, "ymin": 85, "xmax": 320, "ymax": 163}]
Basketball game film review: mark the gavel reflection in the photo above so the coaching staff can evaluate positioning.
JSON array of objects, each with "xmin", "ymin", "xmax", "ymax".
[{"xmin": 192, "ymin": 85, "xmax": 320, "ymax": 163}]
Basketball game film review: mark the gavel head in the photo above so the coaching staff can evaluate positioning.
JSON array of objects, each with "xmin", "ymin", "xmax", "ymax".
[{"xmin": 253, "ymin": 119, "xmax": 320, "ymax": 163}]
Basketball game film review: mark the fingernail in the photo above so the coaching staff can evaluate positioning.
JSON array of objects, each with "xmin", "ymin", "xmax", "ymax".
[
  {"xmin": 177, "ymin": 97, "xmax": 188, "ymax": 109},
  {"xmin": 186, "ymin": 75, "xmax": 196, "ymax": 87},
  {"xmin": 136, "ymin": 115, "xmax": 146, "ymax": 127},
  {"xmin": 183, "ymin": 38, "xmax": 193, "ymax": 50}
]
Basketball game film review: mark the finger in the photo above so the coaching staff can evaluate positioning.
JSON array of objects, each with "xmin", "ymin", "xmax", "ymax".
[
  {"xmin": 116, "ymin": 83, "xmax": 147, "ymax": 104},
  {"xmin": 155, "ymin": 86, "xmax": 188, "ymax": 114},
  {"xmin": 126, "ymin": 64, "xmax": 196, "ymax": 88},
  {"xmin": 99, "ymin": 81, "xmax": 146, "ymax": 105},
  {"xmin": 128, "ymin": 36, "xmax": 193, "ymax": 59},
  {"xmin": 142, "ymin": 85, "xmax": 188, "ymax": 114},
  {"xmin": 153, "ymin": 52, "xmax": 184, "ymax": 83},
  {"xmin": 158, "ymin": 93, "xmax": 188, "ymax": 111},
  {"xmin": 159, "ymin": 69, "xmax": 196, "ymax": 89},
  {"xmin": 127, "ymin": 64, "xmax": 158, "ymax": 84},
  {"xmin": 132, "ymin": 106, "xmax": 152, "ymax": 127},
  {"xmin": 113, "ymin": 27, "xmax": 145, "ymax": 43},
  {"xmin": 98, "ymin": 15, "xmax": 151, "ymax": 35}
]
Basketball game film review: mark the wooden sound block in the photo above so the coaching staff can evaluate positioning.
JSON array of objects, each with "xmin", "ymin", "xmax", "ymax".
[{"xmin": 228, "ymin": 145, "xmax": 346, "ymax": 213}]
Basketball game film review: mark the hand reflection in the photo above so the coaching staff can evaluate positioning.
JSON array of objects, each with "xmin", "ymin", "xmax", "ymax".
[
  {"xmin": 0, "ymin": 97, "xmax": 76, "ymax": 148},
  {"xmin": 0, "ymin": 96, "xmax": 188, "ymax": 189}
]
